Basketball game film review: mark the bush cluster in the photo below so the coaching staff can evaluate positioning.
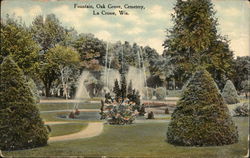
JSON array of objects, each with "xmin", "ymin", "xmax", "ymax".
[{"xmin": 167, "ymin": 69, "xmax": 238, "ymax": 146}]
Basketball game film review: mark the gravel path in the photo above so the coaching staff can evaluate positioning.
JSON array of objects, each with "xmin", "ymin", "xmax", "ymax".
[{"xmin": 48, "ymin": 122, "xmax": 103, "ymax": 143}]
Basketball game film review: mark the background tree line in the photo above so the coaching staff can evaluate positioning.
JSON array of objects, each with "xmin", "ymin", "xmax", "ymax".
[{"xmin": 1, "ymin": 11, "xmax": 249, "ymax": 99}]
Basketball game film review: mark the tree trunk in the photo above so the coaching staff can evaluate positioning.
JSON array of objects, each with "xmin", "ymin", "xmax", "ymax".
[
  {"xmin": 45, "ymin": 84, "xmax": 51, "ymax": 97},
  {"xmin": 173, "ymin": 78, "xmax": 176, "ymax": 90}
]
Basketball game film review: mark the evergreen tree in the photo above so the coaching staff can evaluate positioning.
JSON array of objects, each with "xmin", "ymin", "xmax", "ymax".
[
  {"xmin": 113, "ymin": 79, "xmax": 120, "ymax": 100},
  {"xmin": 167, "ymin": 69, "xmax": 238, "ymax": 146},
  {"xmin": 120, "ymin": 74, "xmax": 127, "ymax": 100},
  {"xmin": 163, "ymin": 0, "xmax": 234, "ymax": 89},
  {"xmin": 222, "ymin": 80, "xmax": 240, "ymax": 104},
  {"xmin": 0, "ymin": 57, "xmax": 48, "ymax": 150},
  {"xmin": 127, "ymin": 80, "xmax": 133, "ymax": 94}
]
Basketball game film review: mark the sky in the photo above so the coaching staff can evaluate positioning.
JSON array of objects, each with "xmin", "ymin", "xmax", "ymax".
[{"xmin": 1, "ymin": 0, "xmax": 249, "ymax": 57}]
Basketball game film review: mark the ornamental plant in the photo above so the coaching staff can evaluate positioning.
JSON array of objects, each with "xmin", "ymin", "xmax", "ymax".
[
  {"xmin": 0, "ymin": 57, "xmax": 48, "ymax": 150},
  {"xmin": 222, "ymin": 80, "xmax": 240, "ymax": 104},
  {"xmin": 167, "ymin": 69, "xmax": 238, "ymax": 146}
]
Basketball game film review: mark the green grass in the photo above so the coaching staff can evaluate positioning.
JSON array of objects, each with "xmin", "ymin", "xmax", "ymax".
[
  {"xmin": 3, "ymin": 117, "xmax": 248, "ymax": 157},
  {"xmin": 37, "ymin": 103, "xmax": 100, "ymax": 111},
  {"xmin": 49, "ymin": 123, "xmax": 87, "ymax": 137}
]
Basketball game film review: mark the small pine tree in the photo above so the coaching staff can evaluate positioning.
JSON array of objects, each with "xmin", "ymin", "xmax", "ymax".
[
  {"xmin": 222, "ymin": 80, "xmax": 240, "ymax": 104},
  {"xmin": 113, "ymin": 79, "xmax": 120, "ymax": 101},
  {"xmin": 120, "ymin": 74, "xmax": 127, "ymax": 100},
  {"xmin": 127, "ymin": 80, "xmax": 133, "ymax": 95},
  {"xmin": 0, "ymin": 57, "xmax": 48, "ymax": 150},
  {"xmin": 167, "ymin": 69, "xmax": 238, "ymax": 146}
]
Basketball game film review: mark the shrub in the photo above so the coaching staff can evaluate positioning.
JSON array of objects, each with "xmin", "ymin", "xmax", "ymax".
[
  {"xmin": 101, "ymin": 103, "xmax": 136, "ymax": 125},
  {"xmin": 165, "ymin": 108, "xmax": 169, "ymax": 114},
  {"xmin": 222, "ymin": 80, "xmax": 240, "ymax": 104},
  {"xmin": 147, "ymin": 111, "xmax": 154, "ymax": 119},
  {"xmin": 167, "ymin": 69, "xmax": 238, "ymax": 146},
  {"xmin": 69, "ymin": 111, "xmax": 75, "ymax": 118},
  {"xmin": 234, "ymin": 102, "xmax": 249, "ymax": 117},
  {"xmin": 155, "ymin": 87, "xmax": 167, "ymax": 100},
  {"xmin": 0, "ymin": 57, "xmax": 48, "ymax": 151}
]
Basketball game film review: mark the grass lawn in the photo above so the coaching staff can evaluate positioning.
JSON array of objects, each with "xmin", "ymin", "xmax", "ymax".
[
  {"xmin": 49, "ymin": 123, "xmax": 88, "ymax": 137},
  {"xmin": 3, "ymin": 117, "xmax": 248, "ymax": 157},
  {"xmin": 37, "ymin": 103, "xmax": 100, "ymax": 111}
]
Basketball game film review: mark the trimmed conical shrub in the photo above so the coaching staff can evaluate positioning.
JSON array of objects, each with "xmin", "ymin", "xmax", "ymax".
[
  {"xmin": 222, "ymin": 80, "xmax": 240, "ymax": 104},
  {"xmin": 167, "ymin": 69, "xmax": 238, "ymax": 146},
  {"xmin": 0, "ymin": 56, "xmax": 48, "ymax": 151}
]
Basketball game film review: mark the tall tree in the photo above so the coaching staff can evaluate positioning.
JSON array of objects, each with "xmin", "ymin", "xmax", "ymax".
[
  {"xmin": 163, "ymin": 0, "xmax": 234, "ymax": 89},
  {"xmin": 0, "ymin": 57, "xmax": 48, "ymax": 150},
  {"xmin": 31, "ymin": 14, "xmax": 66, "ymax": 53},
  {"xmin": 120, "ymin": 74, "xmax": 127, "ymax": 100},
  {"xmin": 31, "ymin": 14, "xmax": 68, "ymax": 96},
  {"xmin": 46, "ymin": 45, "xmax": 80, "ymax": 99},
  {"xmin": 127, "ymin": 80, "xmax": 133, "ymax": 94},
  {"xmin": 113, "ymin": 79, "xmax": 121, "ymax": 101},
  {"xmin": 0, "ymin": 15, "xmax": 39, "ymax": 76}
]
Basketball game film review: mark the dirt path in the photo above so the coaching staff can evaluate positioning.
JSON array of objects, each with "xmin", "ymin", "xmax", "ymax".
[{"xmin": 48, "ymin": 122, "xmax": 104, "ymax": 143}]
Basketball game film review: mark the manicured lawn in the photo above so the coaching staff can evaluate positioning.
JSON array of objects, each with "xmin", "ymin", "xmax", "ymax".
[
  {"xmin": 37, "ymin": 103, "xmax": 100, "ymax": 111},
  {"xmin": 49, "ymin": 123, "xmax": 88, "ymax": 137},
  {"xmin": 3, "ymin": 117, "xmax": 248, "ymax": 157}
]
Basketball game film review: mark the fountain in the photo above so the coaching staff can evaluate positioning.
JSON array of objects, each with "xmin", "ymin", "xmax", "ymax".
[
  {"xmin": 102, "ymin": 43, "xmax": 148, "ymax": 100},
  {"xmin": 73, "ymin": 71, "xmax": 90, "ymax": 109}
]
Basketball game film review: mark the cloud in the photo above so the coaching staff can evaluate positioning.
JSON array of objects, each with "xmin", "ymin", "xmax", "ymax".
[
  {"xmin": 52, "ymin": 6, "xmax": 123, "ymax": 31},
  {"xmin": 230, "ymin": 35, "xmax": 249, "ymax": 57},
  {"xmin": 12, "ymin": 7, "xmax": 25, "ymax": 17},
  {"xmin": 222, "ymin": 7, "xmax": 241, "ymax": 17},
  {"xmin": 215, "ymin": 5, "xmax": 241, "ymax": 17},
  {"xmin": 122, "ymin": 11, "xmax": 149, "ymax": 26},
  {"xmin": 149, "ymin": 5, "xmax": 173, "ymax": 20},
  {"xmin": 95, "ymin": 31, "xmax": 112, "ymax": 41},
  {"xmin": 135, "ymin": 37, "xmax": 165, "ymax": 54},
  {"xmin": 52, "ymin": 5, "xmax": 88, "ymax": 30},
  {"xmin": 8, "ymin": 6, "xmax": 43, "ymax": 24},
  {"xmin": 29, "ymin": 5, "xmax": 42, "ymax": 17},
  {"xmin": 126, "ymin": 27, "xmax": 144, "ymax": 35}
]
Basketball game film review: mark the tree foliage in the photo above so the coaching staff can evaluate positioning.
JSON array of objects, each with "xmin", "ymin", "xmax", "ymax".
[
  {"xmin": 0, "ymin": 57, "xmax": 48, "ymax": 150},
  {"xmin": 163, "ymin": 0, "xmax": 235, "ymax": 89},
  {"xmin": 233, "ymin": 56, "xmax": 250, "ymax": 90},
  {"xmin": 167, "ymin": 69, "xmax": 238, "ymax": 146},
  {"xmin": 1, "ymin": 15, "xmax": 39, "ymax": 76},
  {"xmin": 46, "ymin": 45, "xmax": 80, "ymax": 99},
  {"xmin": 73, "ymin": 33, "xmax": 106, "ymax": 71},
  {"xmin": 31, "ymin": 14, "xmax": 66, "ymax": 53}
]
